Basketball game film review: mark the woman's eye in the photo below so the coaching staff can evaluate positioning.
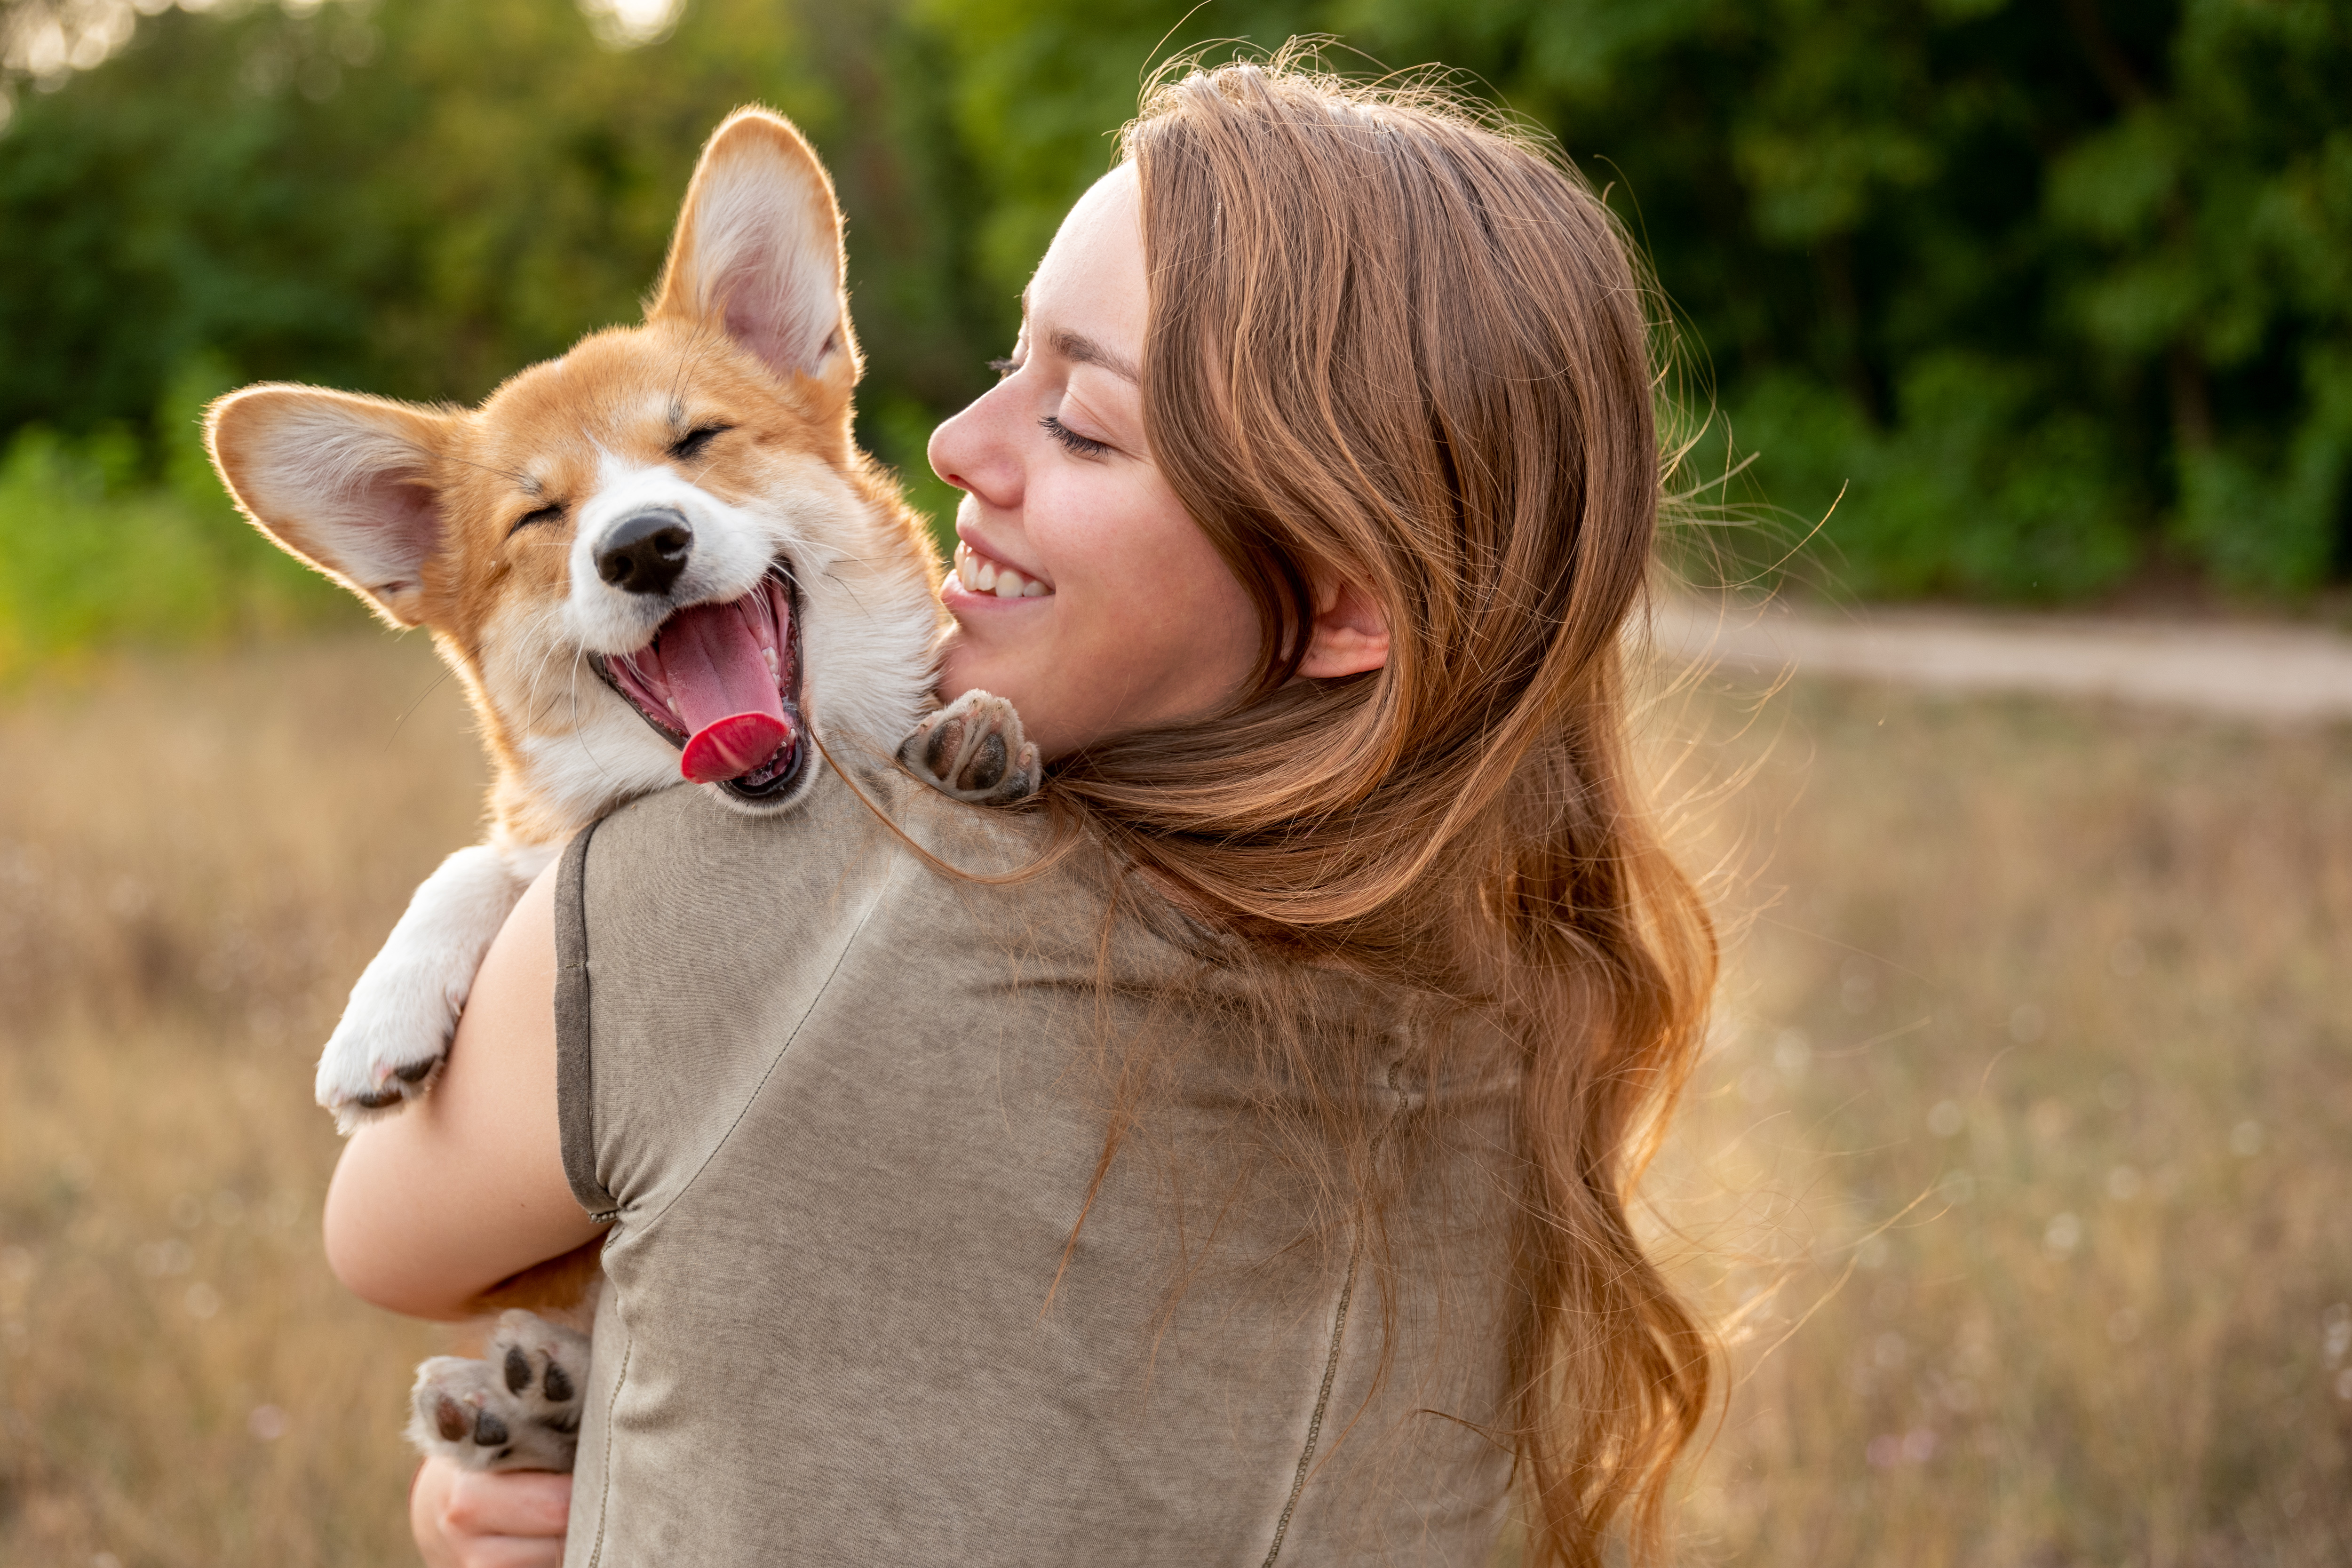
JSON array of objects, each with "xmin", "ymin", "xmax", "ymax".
[
  {"xmin": 509, "ymin": 502, "xmax": 566, "ymax": 536},
  {"xmin": 988, "ymin": 357, "xmax": 1021, "ymax": 381},
  {"xmin": 1040, "ymin": 415, "xmax": 1112, "ymax": 459},
  {"xmin": 669, "ymin": 424, "xmax": 729, "ymax": 461}
]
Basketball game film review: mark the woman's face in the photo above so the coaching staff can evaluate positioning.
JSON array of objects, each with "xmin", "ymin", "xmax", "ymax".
[{"xmin": 928, "ymin": 165, "xmax": 1261, "ymax": 759}]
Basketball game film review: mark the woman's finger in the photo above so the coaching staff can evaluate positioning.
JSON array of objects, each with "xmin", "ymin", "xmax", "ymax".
[
  {"xmin": 443, "ymin": 1466, "xmax": 574, "ymax": 1536},
  {"xmin": 412, "ymin": 1457, "xmax": 572, "ymax": 1568}
]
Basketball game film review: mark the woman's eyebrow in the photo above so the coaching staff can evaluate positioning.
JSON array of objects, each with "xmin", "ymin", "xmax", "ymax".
[{"xmin": 1047, "ymin": 326, "xmax": 1139, "ymax": 384}]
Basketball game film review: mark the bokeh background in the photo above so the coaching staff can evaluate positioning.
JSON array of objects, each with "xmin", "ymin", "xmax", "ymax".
[{"xmin": 0, "ymin": 1, "xmax": 2346, "ymax": 1564}]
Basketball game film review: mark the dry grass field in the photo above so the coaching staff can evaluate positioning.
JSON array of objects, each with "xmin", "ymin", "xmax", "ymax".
[
  {"xmin": 0, "ymin": 632, "xmax": 2346, "ymax": 1565},
  {"xmin": 1652, "ymin": 670, "xmax": 2352, "ymax": 1567},
  {"xmin": 0, "ymin": 636, "xmax": 475, "ymax": 1566}
]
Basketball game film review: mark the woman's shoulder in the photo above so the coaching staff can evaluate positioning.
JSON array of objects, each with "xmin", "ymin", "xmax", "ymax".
[
  {"xmin": 570, "ymin": 747, "xmax": 1090, "ymax": 947},
  {"xmin": 591, "ymin": 747, "xmax": 1044, "ymax": 870}
]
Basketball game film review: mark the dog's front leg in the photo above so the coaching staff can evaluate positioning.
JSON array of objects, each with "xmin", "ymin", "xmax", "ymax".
[{"xmin": 317, "ymin": 842, "xmax": 532, "ymax": 1133}]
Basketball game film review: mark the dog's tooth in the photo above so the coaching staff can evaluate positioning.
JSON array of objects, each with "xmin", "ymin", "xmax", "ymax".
[
  {"xmin": 667, "ymin": 697, "xmax": 681, "ymax": 718},
  {"xmin": 976, "ymin": 560, "xmax": 997, "ymax": 592},
  {"xmin": 1023, "ymin": 577, "xmax": 1051, "ymax": 597},
  {"xmin": 762, "ymin": 646, "xmax": 779, "ymax": 680},
  {"xmin": 993, "ymin": 568, "xmax": 1025, "ymax": 598}
]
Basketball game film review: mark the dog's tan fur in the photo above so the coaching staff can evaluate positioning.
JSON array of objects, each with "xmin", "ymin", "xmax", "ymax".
[
  {"xmin": 229, "ymin": 337, "xmax": 939, "ymax": 846},
  {"xmin": 210, "ymin": 110, "xmax": 946, "ymax": 852}
]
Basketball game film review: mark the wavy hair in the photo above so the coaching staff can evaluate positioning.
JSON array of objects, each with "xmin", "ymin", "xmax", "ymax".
[{"xmin": 1036, "ymin": 53, "xmax": 1717, "ymax": 1566}]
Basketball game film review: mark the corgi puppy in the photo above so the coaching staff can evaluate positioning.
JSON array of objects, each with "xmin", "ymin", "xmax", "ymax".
[{"xmin": 206, "ymin": 107, "xmax": 1037, "ymax": 1471}]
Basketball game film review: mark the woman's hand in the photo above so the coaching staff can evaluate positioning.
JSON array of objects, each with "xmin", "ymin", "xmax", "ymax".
[{"xmin": 411, "ymin": 1458, "xmax": 571, "ymax": 1568}]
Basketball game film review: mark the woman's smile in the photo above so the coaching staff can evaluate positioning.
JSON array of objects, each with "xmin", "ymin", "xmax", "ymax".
[{"xmin": 945, "ymin": 533, "xmax": 1054, "ymax": 601}]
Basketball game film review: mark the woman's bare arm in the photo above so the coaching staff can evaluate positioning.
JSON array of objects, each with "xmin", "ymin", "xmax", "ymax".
[{"xmin": 323, "ymin": 857, "xmax": 606, "ymax": 1319}]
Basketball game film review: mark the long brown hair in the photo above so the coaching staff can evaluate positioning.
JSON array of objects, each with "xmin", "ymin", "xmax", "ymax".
[{"xmin": 1039, "ymin": 52, "xmax": 1717, "ymax": 1566}]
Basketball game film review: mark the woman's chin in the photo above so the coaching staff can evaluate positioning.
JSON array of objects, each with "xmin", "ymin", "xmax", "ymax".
[
  {"xmin": 937, "ymin": 589, "xmax": 1050, "ymax": 690},
  {"xmin": 933, "ymin": 634, "xmax": 1010, "ymax": 711}
]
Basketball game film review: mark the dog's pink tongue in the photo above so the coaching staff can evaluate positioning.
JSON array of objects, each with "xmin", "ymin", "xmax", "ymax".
[{"xmin": 660, "ymin": 602, "xmax": 792, "ymax": 784}]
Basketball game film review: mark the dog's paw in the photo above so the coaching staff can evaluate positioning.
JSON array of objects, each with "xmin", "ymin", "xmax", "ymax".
[
  {"xmin": 898, "ymin": 689, "xmax": 1041, "ymax": 804},
  {"xmin": 316, "ymin": 1003, "xmax": 453, "ymax": 1135},
  {"xmin": 315, "ymin": 844, "xmax": 528, "ymax": 1134},
  {"xmin": 407, "ymin": 1311, "xmax": 591, "ymax": 1473}
]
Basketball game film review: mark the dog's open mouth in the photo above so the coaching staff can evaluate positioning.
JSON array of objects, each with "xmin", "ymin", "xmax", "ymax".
[{"xmin": 592, "ymin": 567, "xmax": 805, "ymax": 801}]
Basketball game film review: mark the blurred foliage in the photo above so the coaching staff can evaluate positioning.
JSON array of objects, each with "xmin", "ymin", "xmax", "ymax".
[
  {"xmin": 1338, "ymin": 0, "xmax": 2352, "ymax": 598},
  {"xmin": 0, "ymin": 356, "xmax": 344, "ymax": 681},
  {"xmin": 0, "ymin": 0, "xmax": 999, "ymax": 503},
  {"xmin": 0, "ymin": 0, "xmax": 2346, "ymax": 676}
]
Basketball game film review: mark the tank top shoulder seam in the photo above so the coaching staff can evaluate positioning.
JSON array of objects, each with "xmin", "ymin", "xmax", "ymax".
[{"xmin": 556, "ymin": 815, "xmax": 614, "ymax": 1220}]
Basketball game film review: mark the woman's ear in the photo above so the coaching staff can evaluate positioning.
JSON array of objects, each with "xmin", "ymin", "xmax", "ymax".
[{"xmin": 1296, "ymin": 567, "xmax": 1390, "ymax": 679}]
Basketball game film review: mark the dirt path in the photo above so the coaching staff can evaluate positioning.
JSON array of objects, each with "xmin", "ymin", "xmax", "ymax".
[{"xmin": 1649, "ymin": 596, "xmax": 2352, "ymax": 723}]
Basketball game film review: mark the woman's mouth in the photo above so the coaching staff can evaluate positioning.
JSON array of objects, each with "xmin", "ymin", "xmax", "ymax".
[{"xmin": 952, "ymin": 540, "xmax": 1053, "ymax": 599}]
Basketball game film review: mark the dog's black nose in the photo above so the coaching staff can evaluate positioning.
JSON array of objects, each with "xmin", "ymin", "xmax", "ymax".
[{"xmin": 596, "ymin": 510, "xmax": 692, "ymax": 597}]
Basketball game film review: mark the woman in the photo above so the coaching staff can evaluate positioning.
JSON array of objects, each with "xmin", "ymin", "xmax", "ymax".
[{"xmin": 330, "ymin": 56, "xmax": 1714, "ymax": 1568}]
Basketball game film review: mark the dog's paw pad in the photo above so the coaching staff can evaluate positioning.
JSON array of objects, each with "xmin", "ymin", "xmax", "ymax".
[
  {"xmin": 326, "ymin": 1064, "xmax": 441, "ymax": 1134},
  {"xmin": 423, "ymin": 1386, "xmax": 512, "ymax": 1449},
  {"xmin": 406, "ymin": 1312, "xmax": 591, "ymax": 1472},
  {"xmin": 318, "ymin": 1014, "xmax": 453, "ymax": 1132},
  {"xmin": 408, "ymin": 1357, "xmax": 522, "ymax": 1469},
  {"xmin": 899, "ymin": 691, "xmax": 1041, "ymax": 804},
  {"xmin": 498, "ymin": 1316, "xmax": 585, "ymax": 1409}
]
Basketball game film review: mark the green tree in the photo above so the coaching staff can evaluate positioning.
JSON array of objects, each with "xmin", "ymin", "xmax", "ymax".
[
  {"xmin": 3, "ymin": 0, "xmax": 2346, "ymax": 618},
  {"xmin": 0, "ymin": 0, "xmax": 997, "ymax": 515},
  {"xmin": 1333, "ymin": 0, "xmax": 2351, "ymax": 595}
]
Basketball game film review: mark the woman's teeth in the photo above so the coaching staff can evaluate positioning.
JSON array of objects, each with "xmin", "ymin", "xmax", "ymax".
[{"xmin": 954, "ymin": 541, "xmax": 1051, "ymax": 599}]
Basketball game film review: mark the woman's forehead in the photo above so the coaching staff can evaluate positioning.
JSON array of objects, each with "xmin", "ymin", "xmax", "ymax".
[{"xmin": 1024, "ymin": 165, "xmax": 1146, "ymax": 361}]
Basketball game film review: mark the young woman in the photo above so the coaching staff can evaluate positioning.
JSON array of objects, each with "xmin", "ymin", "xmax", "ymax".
[{"xmin": 330, "ymin": 56, "xmax": 1715, "ymax": 1568}]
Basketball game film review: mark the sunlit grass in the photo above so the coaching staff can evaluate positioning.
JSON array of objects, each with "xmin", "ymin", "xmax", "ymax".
[
  {"xmin": 0, "ymin": 635, "xmax": 473, "ymax": 1566},
  {"xmin": 1657, "ymin": 681, "xmax": 2352, "ymax": 1567}
]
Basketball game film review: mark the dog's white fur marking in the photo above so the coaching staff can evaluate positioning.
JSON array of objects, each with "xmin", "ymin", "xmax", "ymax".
[
  {"xmin": 531, "ymin": 447, "xmax": 940, "ymax": 814},
  {"xmin": 484, "ymin": 589, "xmax": 677, "ymax": 824},
  {"xmin": 315, "ymin": 844, "xmax": 527, "ymax": 1132},
  {"xmin": 749, "ymin": 459, "xmax": 941, "ymax": 752},
  {"xmin": 563, "ymin": 454, "xmax": 779, "ymax": 655}
]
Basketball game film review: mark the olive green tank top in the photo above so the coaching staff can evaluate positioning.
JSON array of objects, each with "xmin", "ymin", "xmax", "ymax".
[{"xmin": 553, "ymin": 754, "xmax": 1519, "ymax": 1565}]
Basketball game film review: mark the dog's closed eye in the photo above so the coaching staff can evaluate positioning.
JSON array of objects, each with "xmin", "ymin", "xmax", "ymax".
[
  {"xmin": 670, "ymin": 424, "xmax": 731, "ymax": 462},
  {"xmin": 509, "ymin": 502, "xmax": 567, "ymax": 537}
]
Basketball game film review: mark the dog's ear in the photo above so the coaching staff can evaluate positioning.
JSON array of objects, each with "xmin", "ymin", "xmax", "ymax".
[
  {"xmin": 206, "ymin": 386, "xmax": 454, "ymax": 628},
  {"xmin": 649, "ymin": 107, "xmax": 858, "ymax": 392}
]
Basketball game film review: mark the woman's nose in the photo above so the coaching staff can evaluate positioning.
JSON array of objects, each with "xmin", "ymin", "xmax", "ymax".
[{"xmin": 928, "ymin": 387, "xmax": 1018, "ymax": 511}]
